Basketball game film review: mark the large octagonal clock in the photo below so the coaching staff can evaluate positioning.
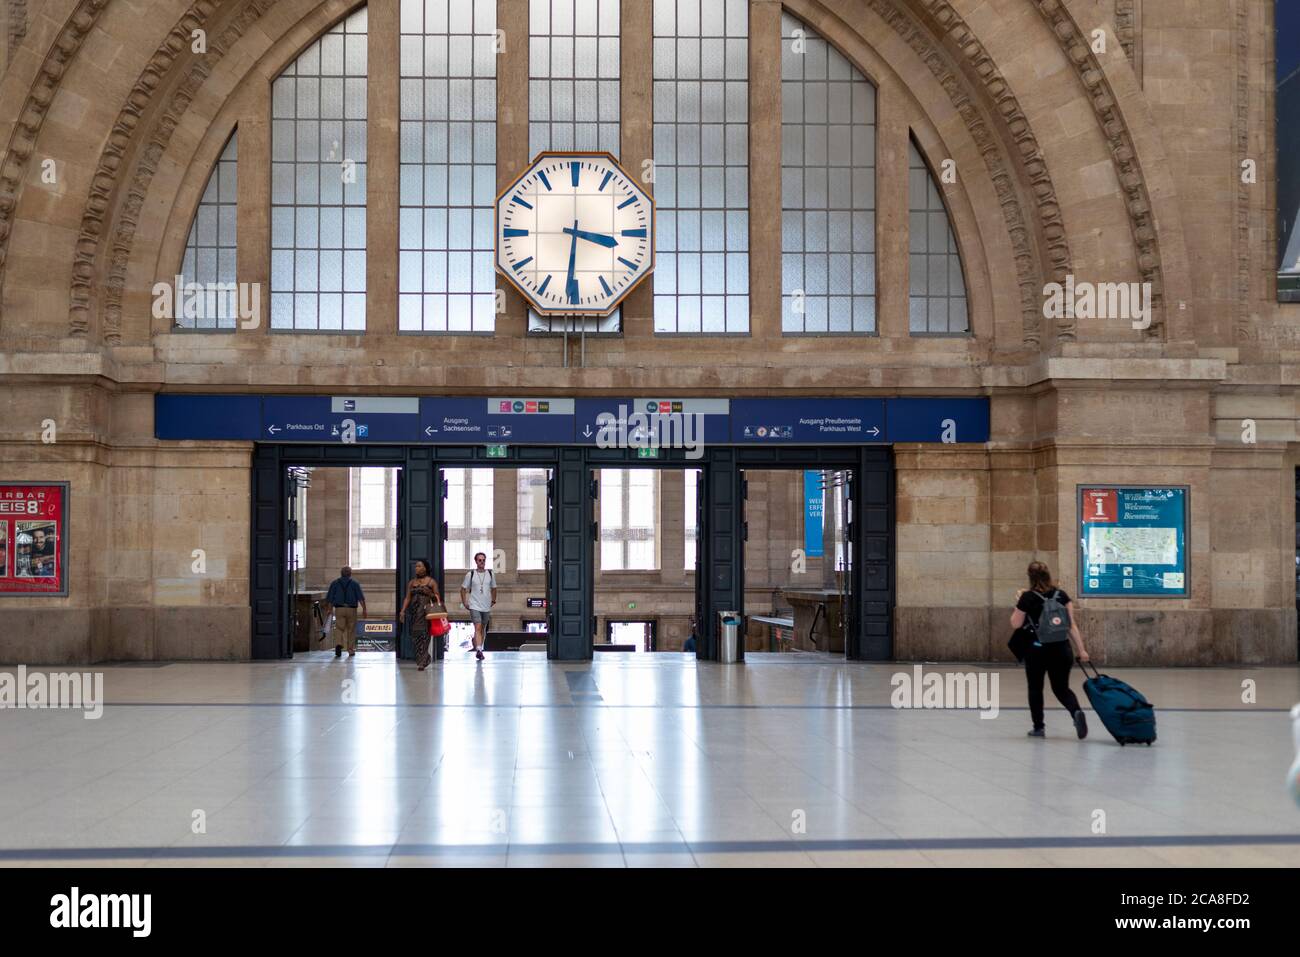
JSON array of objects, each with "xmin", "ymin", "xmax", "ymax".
[{"xmin": 496, "ymin": 151, "xmax": 654, "ymax": 317}]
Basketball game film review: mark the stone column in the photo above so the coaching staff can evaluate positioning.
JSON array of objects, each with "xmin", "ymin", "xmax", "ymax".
[
  {"xmin": 236, "ymin": 84, "xmax": 270, "ymax": 335},
  {"xmin": 748, "ymin": 0, "xmax": 782, "ymax": 340},
  {"xmin": 620, "ymin": 0, "xmax": 654, "ymax": 337},
  {"xmin": 874, "ymin": 76, "xmax": 908, "ymax": 339},
  {"xmin": 366, "ymin": 0, "xmax": 399, "ymax": 334},
  {"xmin": 496, "ymin": 0, "xmax": 530, "ymax": 339}
]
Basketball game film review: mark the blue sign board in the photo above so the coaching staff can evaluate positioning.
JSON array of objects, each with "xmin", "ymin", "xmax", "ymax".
[
  {"xmin": 730, "ymin": 398, "xmax": 885, "ymax": 443},
  {"xmin": 154, "ymin": 393, "xmax": 994, "ymax": 447},
  {"xmin": 804, "ymin": 470, "xmax": 824, "ymax": 558},
  {"xmin": 262, "ymin": 396, "xmax": 421, "ymax": 442},
  {"xmin": 155, "ymin": 394, "xmax": 263, "ymax": 440},
  {"xmin": 1078, "ymin": 486, "xmax": 1188, "ymax": 598},
  {"xmin": 420, "ymin": 398, "xmax": 576, "ymax": 444},
  {"xmin": 574, "ymin": 398, "xmax": 730, "ymax": 446},
  {"xmin": 887, "ymin": 397, "xmax": 990, "ymax": 444}
]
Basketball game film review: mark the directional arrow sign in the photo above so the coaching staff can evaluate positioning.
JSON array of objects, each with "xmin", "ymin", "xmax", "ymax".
[
  {"xmin": 262, "ymin": 396, "xmax": 421, "ymax": 442},
  {"xmin": 419, "ymin": 398, "xmax": 576, "ymax": 444},
  {"xmin": 730, "ymin": 398, "xmax": 886, "ymax": 443}
]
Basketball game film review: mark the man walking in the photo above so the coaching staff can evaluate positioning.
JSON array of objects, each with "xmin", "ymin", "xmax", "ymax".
[
  {"xmin": 460, "ymin": 551, "xmax": 497, "ymax": 661},
  {"xmin": 324, "ymin": 566, "xmax": 366, "ymax": 658}
]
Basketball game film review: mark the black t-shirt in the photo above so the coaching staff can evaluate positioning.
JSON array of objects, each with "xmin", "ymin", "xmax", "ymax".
[{"xmin": 1016, "ymin": 588, "xmax": 1070, "ymax": 628}]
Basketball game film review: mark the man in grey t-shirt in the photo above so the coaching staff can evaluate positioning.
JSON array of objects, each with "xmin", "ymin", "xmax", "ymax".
[{"xmin": 460, "ymin": 551, "xmax": 497, "ymax": 661}]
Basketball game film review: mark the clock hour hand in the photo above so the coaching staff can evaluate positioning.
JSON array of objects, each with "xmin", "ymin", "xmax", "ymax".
[
  {"xmin": 562, "ymin": 226, "xmax": 619, "ymax": 248},
  {"xmin": 565, "ymin": 220, "xmax": 579, "ymax": 305}
]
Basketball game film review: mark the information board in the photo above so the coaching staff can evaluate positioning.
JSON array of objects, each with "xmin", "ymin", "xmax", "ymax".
[
  {"xmin": 0, "ymin": 483, "xmax": 69, "ymax": 597},
  {"xmin": 1078, "ymin": 486, "xmax": 1188, "ymax": 598},
  {"xmin": 729, "ymin": 398, "xmax": 886, "ymax": 443},
  {"xmin": 421, "ymin": 398, "xmax": 576, "ymax": 444}
]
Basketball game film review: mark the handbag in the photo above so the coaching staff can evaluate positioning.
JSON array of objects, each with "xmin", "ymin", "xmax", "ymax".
[
  {"xmin": 1007, "ymin": 627, "xmax": 1034, "ymax": 662},
  {"xmin": 425, "ymin": 602, "xmax": 451, "ymax": 637}
]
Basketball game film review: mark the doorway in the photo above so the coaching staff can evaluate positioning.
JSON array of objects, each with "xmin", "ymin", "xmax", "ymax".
[
  {"xmin": 283, "ymin": 464, "xmax": 404, "ymax": 657},
  {"xmin": 739, "ymin": 468, "xmax": 852, "ymax": 656},
  {"xmin": 605, "ymin": 619, "xmax": 657, "ymax": 651},
  {"xmin": 250, "ymin": 443, "xmax": 894, "ymax": 661}
]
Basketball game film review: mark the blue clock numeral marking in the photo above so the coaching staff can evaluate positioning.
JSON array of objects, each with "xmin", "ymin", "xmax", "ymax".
[
  {"xmin": 538, "ymin": 170, "xmax": 552, "ymax": 191},
  {"xmin": 513, "ymin": 257, "xmax": 533, "ymax": 271},
  {"xmin": 599, "ymin": 170, "xmax": 614, "ymax": 191},
  {"xmin": 618, "ymin": 257, "xmax": 639, "ymax": 271},
  {"xmin": 621, "ymin": 228, "xmax": 647, "ymax": 237},
  {"xmin": 503, "ymin": 228, "xmax": 529, "ymax": 237},
  {"xmin": 571, "ymin": 162, "xmax": 581, "ymax": 187},
  {"xmin": 537, "ymin": 275, "xmax": 552, "ymax": 295},
  {"xmin": 617, "ymin": 196, "xmax": 637, "ymax": 210},
  {"xmin": 511, "ymin": 195, "xmax": 533, "ymax": 209},
  {"xmin": 599, "ymin": 276, "xmax": 613, "ymax": 296}
]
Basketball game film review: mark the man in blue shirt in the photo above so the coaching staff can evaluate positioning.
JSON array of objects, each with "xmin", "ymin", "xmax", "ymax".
[{"xmin": 324, "ymin": 566, "xmax": 366, "ymax": 658}]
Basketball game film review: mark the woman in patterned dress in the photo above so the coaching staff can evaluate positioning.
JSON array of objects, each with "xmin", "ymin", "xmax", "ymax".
[{"xmin": 399, "ymin": 558, "xmax": 442, "ymax": 670}]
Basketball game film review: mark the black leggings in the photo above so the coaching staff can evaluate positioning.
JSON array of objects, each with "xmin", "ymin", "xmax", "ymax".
[{"xmin": 1024, "ymin": 640, "xmax": 1081, "ymax": 728}]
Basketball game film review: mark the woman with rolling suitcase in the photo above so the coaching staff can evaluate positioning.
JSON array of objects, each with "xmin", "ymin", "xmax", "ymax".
[{"xmin": 1010, "ymin": 561, "xmax": 1091, "ymax": 739}]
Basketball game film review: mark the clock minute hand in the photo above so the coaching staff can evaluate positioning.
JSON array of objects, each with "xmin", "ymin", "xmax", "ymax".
[{"xmin": 562, "ymin": 225, "xmax": 619, "ymax": 249}]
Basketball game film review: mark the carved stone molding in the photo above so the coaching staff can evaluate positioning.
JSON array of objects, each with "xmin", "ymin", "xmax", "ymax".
[
  {"xmin": 7, "ymin": 1, "xmax": 28, "ymax": 60},
  {"xmin": 869, "ymin": 0, "xmax": 1073, "ymax": 345},
  {"xmin": 1233, "ymin": 0, "xmax": 1252, "ymax": 343},
  {"xmin": 1114, "ymin": 0, "xmax": 1140, "ymax": 80},
  {"xmin": 1031, "ymin": 0, "xmax": 1163, "ymax": 339},
  {"xmin": 0, "ymin": 0, "xmax": 111, "ymax": 327},
  {"xmin": 68, "ymin": 0, "xmax": 280, "ymax": 342}
]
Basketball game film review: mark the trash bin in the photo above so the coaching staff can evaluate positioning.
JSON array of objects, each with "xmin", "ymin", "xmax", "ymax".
[{"xmin": 718, "ymin": 611, "xmax": 741, "ymax": 663}]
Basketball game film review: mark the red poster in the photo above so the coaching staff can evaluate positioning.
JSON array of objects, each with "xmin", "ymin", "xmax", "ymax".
[
  {"xmin": 1081, "ymin": 488, "xmax": 1118, "ymax": 524},
  {"xmin": 0, "ymin": 483, "xmax": 68, "ymax": 596}
]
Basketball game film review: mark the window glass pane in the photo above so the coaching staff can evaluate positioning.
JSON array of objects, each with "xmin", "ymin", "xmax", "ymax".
[
  {"xmin": 400, "ymin": 0, "xmax": 497, "ymax": 332},
  {"xmin": 517, "ymin": 468, "xmax": 549, "ymax": 571},
  {"xmin": 445, "ymin": 467, "xmax": 494, "ymax": 570},
  {"xmin": 780, "ymin": 14, "xmax": 877, "ymax": 336},
  {"xmin": 907, "ymin": 137, "xmax": 968, "ymax": 334},
  {"xmin": 271, "ymin": 9, "xmax": 368, "ymax": 331},
  {"xmin": 654, "ymin": 0, "xmax": 748, "ymax": 334},
  {"xmin": 349, "ymin": 467, "xmax": 398, "ymax": 569},
  {"xmin": 598, "ymin": 469, "xmax": 658, "ymax": 570},
  {"xmin": 177, "ymin": 133, "xmax": 239, "ymax": 330}
]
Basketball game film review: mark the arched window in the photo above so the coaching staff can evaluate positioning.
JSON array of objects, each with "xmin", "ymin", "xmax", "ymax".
[
  {"xmin": 908, "ymin": 136, "xmax": 968, "ymax": 334},
  {"xmin": 398, "ymin": 0, "xmax": 497, "ymax": 333},
  {"xmin": 652, "ymin": 0, "xmax": 749, "ymax": 334},
  {"xmin": 780, "ymin": 13, "xmax": 876, "ymax": 334},
  {"xmin": 270, "ymin": 6, "xmax": 368, "ymax": 331},
  {"xmin": 177, "ymin": 131, "xmax": 238, "ymax": 330}
]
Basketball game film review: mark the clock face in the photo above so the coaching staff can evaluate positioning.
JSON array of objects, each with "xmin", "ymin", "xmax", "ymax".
[{"xmin": 496, "ymin": 152, "xmax": 654, "ymax": 316}]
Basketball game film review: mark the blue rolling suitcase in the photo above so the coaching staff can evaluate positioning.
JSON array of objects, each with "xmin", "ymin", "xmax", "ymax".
[{"xmin": 1077, "ymin": 659, "xmax": 1157, "ymax": 746}]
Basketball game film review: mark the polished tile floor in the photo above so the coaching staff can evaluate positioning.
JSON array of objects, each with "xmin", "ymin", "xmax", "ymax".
[{"xmin": 1, "ymin": 652, "xmax": 1298, "ymax": 867}]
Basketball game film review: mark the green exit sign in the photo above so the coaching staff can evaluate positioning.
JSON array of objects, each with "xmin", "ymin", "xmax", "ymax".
[
  {"xmin": 636, "ymin": 447, "xmax": 660, "ymax": 459},
  {"xmin": 486, "ymin": 445, "xmax": 507, "ymax": 458}
]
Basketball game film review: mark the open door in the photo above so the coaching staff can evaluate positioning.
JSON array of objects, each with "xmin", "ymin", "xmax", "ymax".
[
  {"xmin": 283, "ymin": 469, "xmax": 300, "ymax": 659},
  {"xmin": 693, "ymin": 467, "xmax": 704, "ymax": 658},
  {"xmin": 545, "ymin": 467, "xmax": 556, "ymax": 651}
]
